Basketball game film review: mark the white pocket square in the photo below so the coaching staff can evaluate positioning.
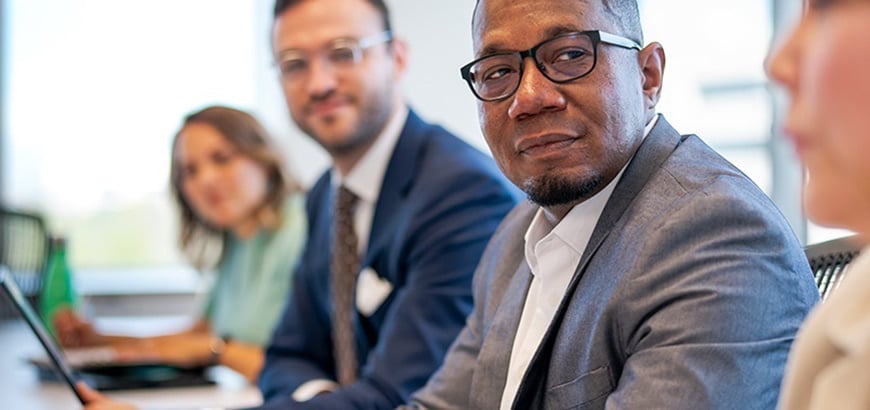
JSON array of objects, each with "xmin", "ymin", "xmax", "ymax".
[{"xmin": 356, "ymin": 267, "xmax": 393, "ymax": 316}]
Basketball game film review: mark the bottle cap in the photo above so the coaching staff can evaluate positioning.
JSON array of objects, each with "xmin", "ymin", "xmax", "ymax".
[{"xmin": 51, "ymin": 235, "xmax": 67, "ymax": 249}]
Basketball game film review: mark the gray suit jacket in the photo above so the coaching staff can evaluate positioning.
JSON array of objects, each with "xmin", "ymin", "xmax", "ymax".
[{"xmin": 410, "ymin": 116, "xmax": 819, "ymax": 410}]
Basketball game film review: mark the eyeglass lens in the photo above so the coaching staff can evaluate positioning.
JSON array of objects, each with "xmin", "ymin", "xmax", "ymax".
[
  {"xmin": 468, "ymin": 33, "xmax": 596, "ymax": 101},
  {"xmin": 277, "ymin": 41, "xmax": 362, "ymax": 79}
]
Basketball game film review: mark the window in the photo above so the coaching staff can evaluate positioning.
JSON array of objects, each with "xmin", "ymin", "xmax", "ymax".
[
  {"xmin": 641, "ymin": 0, "xmax": 775, "ymax": 193},
  {"xmin": 640, "ymin": 0, "xmax": 844, "ymax": 244},
  {"xmin": 3, "ymin": 0, "xmax": 260, "ymax": 268}
]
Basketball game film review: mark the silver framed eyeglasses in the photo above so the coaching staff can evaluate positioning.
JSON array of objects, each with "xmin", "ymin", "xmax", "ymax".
[
  {"xmin": 275, "ymin": 31, "xmax": 392, "ymax": 82},
  {"xmin": 460, "ymin": 30, "xmax": 642, "ymax": 102}
]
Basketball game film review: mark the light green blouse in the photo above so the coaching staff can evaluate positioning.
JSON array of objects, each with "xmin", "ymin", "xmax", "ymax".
[{"xmin": 205, "ymin": 193, "xmax": 307, "ymax": 346}]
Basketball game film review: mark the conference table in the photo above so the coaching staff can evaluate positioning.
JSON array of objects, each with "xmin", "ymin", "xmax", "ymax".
[{"xmin": 0, "ymin": 318, "xmax": 263, "ymax": 410}]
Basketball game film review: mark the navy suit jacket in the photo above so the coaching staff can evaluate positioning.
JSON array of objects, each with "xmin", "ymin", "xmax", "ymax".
[{"xmin": 256, "ymin": 110, "xmax": 519, "ymax": 409}]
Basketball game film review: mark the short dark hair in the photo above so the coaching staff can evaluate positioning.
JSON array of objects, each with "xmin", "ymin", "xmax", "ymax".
[
  {"xmin": 273, "ymin": 0, "xmax": 392, "ymax": 33},
  {"xmin": 602, "ymin": 0, "xmax": 643, "ymax": 45},
  {"xmin": 473, "ymin": 0, "xmax": 642, "ymax": 45}
]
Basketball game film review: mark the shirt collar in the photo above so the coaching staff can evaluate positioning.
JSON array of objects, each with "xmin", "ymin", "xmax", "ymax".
[
  {"xmin": 523, "ymin": 164, "xmax": 624, "ymax": 268},
  {"xmin": 523, "ymin": 113, "xmax": 658, "ymax": 262},
  {"xmin": 331, "ymin": 105, "xmax": 409, "ymax": 204}
]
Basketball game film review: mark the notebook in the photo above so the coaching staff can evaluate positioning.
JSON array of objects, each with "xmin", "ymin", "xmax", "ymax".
[{"xmin": 0, "ymin": 267, "xmax": 215, "ymax": 395}]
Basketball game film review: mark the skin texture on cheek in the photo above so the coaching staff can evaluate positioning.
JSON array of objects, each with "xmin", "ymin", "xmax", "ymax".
[
  {"xmin": 189, "ymin": 165, "xmax": 264, "ymax": 230},
  {"xmin": 177, "ymin": 136, "xmax": 269, "ymax": 233},
  {"xmin": 795, "ymin": 9, "xmax": 870, "ymax": 231}
]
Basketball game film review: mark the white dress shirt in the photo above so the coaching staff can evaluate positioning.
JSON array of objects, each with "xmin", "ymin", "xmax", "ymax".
[
  {"xmin": 292, "ymin": 105, "xmax": 409, "ymax": 402},
  {"xmin": 500, "ymin": 115, "xmax": 657, "ymax": 409},
  {"xmin": 335, "ymin": 105, "xmax": 409, "ymax": 253}
]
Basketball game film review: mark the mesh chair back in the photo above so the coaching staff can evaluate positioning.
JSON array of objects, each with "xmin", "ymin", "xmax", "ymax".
[
  {"xmin": 0, "ymin": 207, "xmax": 51, "ymax": 320},
  {"xmin": 804, "ymin": 235, "xmax": 861, "ymax": 301}
]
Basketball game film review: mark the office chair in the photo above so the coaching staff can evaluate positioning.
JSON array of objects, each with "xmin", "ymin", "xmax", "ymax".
[
  {"xmin": 0, "ymin": 206, "xmax": 51, "ymax": 320},
  {"xmin": 804, "ymin": 235, "xmax": 861, "ymax": 301}
]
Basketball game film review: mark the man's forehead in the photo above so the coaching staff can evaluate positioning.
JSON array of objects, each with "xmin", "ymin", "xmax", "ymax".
[
  {"xmin": 472, "ymin": 0, "xmax": 598, "ymax": 23},
  {"xmin": 472, "ymin": 0, "xmax": 604, "ymax": 52},
  {"xmin": 272, "ymin": 2, "xmax": 382, "ymax": 52}
]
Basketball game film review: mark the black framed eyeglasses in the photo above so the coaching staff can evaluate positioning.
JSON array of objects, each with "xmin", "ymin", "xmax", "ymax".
[
  {"xmin": 460, "ymin": 30, "xmax": 641, "ymax": 102},
  {"xmin": 275, "ymin": 31, "xmax": 392, "ymax": 83}
]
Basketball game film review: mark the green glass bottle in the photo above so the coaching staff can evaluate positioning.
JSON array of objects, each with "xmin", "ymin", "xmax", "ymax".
[{"xmin": 39, "ymin": 236, "xmax": 79, "ymax": 338}]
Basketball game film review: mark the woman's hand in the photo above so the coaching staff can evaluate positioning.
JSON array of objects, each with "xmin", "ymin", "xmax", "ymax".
[
  {"xmin": 77, "ymin": 382, "xmax": 137, "ymax": 410},
  {"xmin": 149, "ymin": 333, "xmax": 216, "ymax": 367},
  {"xmin": 53, "ymin": 308, "xmax": 105, "ymax": 347},
  {"xmin": 110, "ymin": 333, "xmax": 215, "ymax": 368}
]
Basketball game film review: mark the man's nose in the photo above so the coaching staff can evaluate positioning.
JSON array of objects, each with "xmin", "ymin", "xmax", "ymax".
[{"xmin": 508, "ymin": 58, "xmax": 567, "ymax": 120}]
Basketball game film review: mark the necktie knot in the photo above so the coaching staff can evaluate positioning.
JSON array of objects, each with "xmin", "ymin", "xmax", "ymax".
[{"xmin": 336, "ymin": 185, "xmax": 358, "ymax": 214}]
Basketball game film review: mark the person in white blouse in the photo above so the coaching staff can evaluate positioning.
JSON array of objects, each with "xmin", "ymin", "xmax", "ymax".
[{"xmin": 767, "ymin": 1, "xmax": 870, "ymax": 409}]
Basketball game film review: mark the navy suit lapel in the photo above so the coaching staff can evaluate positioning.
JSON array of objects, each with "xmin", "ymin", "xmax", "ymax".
[
  {"xmin": 512, "ymin": 116, "xmax": 684, "ymax": 408},
  {"xmin": 360, "ymin": 110, "xmax": 425, "ymax": 270}
]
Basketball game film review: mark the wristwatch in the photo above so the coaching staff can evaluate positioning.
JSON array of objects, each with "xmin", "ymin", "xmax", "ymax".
[{"xmin": 207, "ymin": 335, "xmax": 229, "ymax": 365}]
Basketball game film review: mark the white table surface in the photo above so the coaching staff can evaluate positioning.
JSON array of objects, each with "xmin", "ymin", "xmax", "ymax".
[{"xmin": 0, "ymin": 318, "xmax": 263, "ymax": 410}]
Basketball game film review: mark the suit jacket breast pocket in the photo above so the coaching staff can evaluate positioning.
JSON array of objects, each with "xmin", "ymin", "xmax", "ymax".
[{"xmin": 546, "ymin": 366, "xmax": 614, "ymax": 410}]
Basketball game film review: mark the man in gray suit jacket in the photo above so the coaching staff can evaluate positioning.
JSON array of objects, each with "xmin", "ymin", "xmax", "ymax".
[{"xmin": 407, "ymin": 0, "xmax": 819, "ymax": 409}]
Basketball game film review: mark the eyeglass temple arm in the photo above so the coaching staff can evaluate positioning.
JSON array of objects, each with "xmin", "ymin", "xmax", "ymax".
[{"xmin": 599, "ymin": 31, "xmax": 642, "ymax": 50}]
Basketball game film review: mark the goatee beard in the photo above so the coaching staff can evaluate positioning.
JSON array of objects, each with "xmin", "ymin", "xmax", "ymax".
[{"xmin": 523, "ymin": 174, "xmax": 604, "ymax": 207}]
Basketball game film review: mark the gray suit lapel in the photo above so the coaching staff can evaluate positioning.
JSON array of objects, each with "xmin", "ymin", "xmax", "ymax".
[
  {"xmin": 580, "ymin": 116, "xmax": 682, "ymax": 276},
  {"xmin": 470, "ymin": 262, "xmax": 533, "ymax": 408}
]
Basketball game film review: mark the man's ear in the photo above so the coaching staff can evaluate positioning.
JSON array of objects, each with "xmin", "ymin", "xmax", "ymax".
[
  {"xmin": 389, "ymin": 37, "xmax": 410, "ymax": 78},
  {"xmin": 638, "ymin": 41, "xmax": 665, "ymax": 109}
]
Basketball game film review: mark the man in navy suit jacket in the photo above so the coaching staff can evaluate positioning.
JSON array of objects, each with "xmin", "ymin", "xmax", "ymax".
[{"xmin": 257, "ymin": 0, "xmax": 518, "ymax": 408}]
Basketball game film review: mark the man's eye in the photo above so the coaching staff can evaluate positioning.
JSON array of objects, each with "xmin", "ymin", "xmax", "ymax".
[
  {"xmin": 279, "ymin": 58, "xmax": 307, "ymax": 75},
  {"xmin": 552, "ymin": 48, "xmax": 589, "ymax": 63},
  {"xmin": 481, "ymin": 65, "xmax": 515, "ymax": 82},
  {"xmin": 329, "ymin": 46, "xmax": 357, "ymax": 64}
]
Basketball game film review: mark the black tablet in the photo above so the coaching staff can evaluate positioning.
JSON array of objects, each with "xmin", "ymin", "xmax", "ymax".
[{"xmin": 0, "ymin": 267, "xmax": 86, "ymax": 404}]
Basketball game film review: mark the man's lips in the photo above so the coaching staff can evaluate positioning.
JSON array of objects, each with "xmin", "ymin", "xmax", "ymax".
[
  {"xmin": 308, "ymin": 99, "xmax": 347, "ymax": 116},
  {"xmin": 516, "ymin": 133, "xmax": 579, "ymax": 155}
]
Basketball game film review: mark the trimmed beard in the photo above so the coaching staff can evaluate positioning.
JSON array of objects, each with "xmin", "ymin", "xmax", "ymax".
[
  {"xmin": 321, "ymin": 105, "xmax": 389, "ymax": 157},
  {"xmin": 296, "ymin": 86, "xmax": 394, "ymax": 157},
  {"xmin": 523, "ymin": 173, "xmax": 604, "ymax": 207}
]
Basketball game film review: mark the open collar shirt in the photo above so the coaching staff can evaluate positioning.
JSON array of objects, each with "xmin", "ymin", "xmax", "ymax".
[{"xmin": 500, "ymin": 115, "xmax": 658, "ymax": 409}]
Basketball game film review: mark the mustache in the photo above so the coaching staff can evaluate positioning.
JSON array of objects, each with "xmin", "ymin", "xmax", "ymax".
[{"xmin": 310, "ymin": 88, "xmax": 337, "ymax": 102}]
